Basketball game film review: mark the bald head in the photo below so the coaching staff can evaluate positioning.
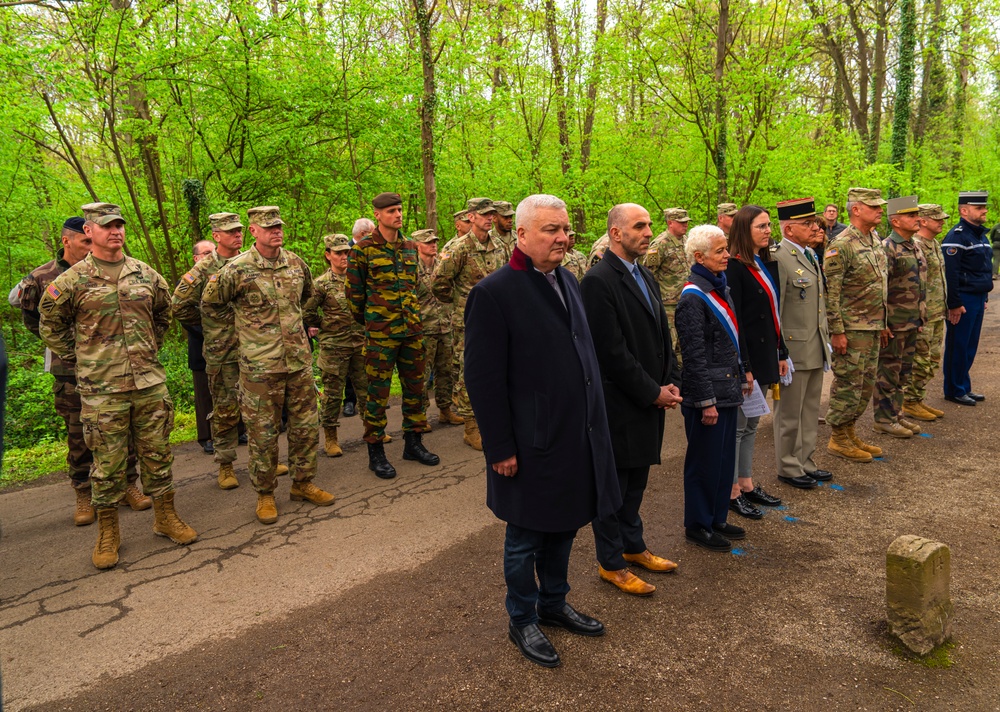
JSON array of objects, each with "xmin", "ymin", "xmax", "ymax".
[
  {"xmin": 193, "ymin": 240, "xmax": 215, "ymax": 262},
  {"xmin": 607, "ymin": 203, "xmax": 653, "ymax": 263}
]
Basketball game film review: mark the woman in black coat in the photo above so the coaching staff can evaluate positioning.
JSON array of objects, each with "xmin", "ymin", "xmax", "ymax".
[
  {"xmin": 725, "ymin": 206, "xmax": 788, "ymax": 520},
  {"xmin": 675, "ymin": 224, "xmax": 750, "ymax": 552}
]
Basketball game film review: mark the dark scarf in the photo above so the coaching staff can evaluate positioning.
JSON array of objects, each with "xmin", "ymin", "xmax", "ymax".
[{"xmin": 691, "ymin": 262, "xmax": 727, "ymax": 293}]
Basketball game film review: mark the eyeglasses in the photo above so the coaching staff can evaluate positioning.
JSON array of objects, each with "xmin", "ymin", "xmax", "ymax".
[{"xmin": 752, "ymin": 223, "xmax": 772, "ymax": 231}]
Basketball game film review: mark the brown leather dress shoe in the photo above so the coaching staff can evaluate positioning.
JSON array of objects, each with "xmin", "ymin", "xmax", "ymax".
[
  {"xmin": 598, "ymin": 566, "xmax": 655, "ymax": 596},
  {"xmin": 622, "ymin": 549, "xmax": 678, "ymax": 573}
]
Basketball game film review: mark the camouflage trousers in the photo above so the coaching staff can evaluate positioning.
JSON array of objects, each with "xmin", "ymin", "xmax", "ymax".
[
  {"xmin": 363, "ymin": 335, "xmax": 429, "ymax": 443},
  {"xmin": 239, "ymin": 368, "xmax": 318, "ymax": 494},
  {"xmin": 452, "ymin": 327, "xmax": 474, "ymax": 419},
  {"xmin": 664, "ymin": 304, "xmax": 681, "ymax": 368},
  {"xmin": 905, "ymin": 319, "xmax": 945, "ymax": 404},
  {"xmin": 826, "ymin": 330, "xmax": 880, "ymax": 427},
  {"xmin": 422, "ymin": 332, "xmax": 454, "ymax": 411},
  {"xmin": 207, "ymin": 362, "xmax": 241, "ymax": 465},
  {"xmin": 80, "ymin": 383, "xmax": 174, "ymax": 507},
  {"xmin": 873, "ymin": 329, "xmax": 918, "ymax": 424},
  {"xmin": 319, "ymin": 344, "xmax": 367, "ymax": 429}
]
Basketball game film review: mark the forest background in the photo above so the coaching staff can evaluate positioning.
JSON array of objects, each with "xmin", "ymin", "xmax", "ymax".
[{"xmin": 0, "ymin": 0, "xmax": 997, "ymax": 481}]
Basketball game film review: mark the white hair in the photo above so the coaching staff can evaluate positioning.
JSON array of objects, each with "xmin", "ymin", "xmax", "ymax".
[
  {"xmin": 352, "ymin": 218, "xmax": 375, "ymax": 239},
  {"xmin": 515, "ymin": 194, "xmax": 566, "ymax": 230},
  {"xmin": 684, "ymin": 224, "xmax": 725, "ymax": 265}
]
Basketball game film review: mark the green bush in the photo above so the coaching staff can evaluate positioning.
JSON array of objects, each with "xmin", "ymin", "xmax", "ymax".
[{"xmin": 4, "ymin": 355, "xmax": 65, "ymax": 449}]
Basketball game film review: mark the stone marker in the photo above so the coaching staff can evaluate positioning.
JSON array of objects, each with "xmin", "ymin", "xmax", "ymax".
[{"xmin": 886, "ymin": 535, "xmax": 953, "ymax": 655}]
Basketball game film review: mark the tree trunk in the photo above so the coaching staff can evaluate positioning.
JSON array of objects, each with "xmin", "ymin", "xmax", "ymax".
[
  {"xmin": 576, "ymin": 0, "xmax": 608, "ymax": 233},
  {"xmin": 888, "ymin": 0, "xmax": 917, "ymax": 186},
  {"xmin": 714, "ymin": 0, "xmax": 729, "ymax": 202},
  {"xmin": 413, "ymin": 0, "xmax": 438, "ymax": 232},
  {"xmin": 865, "ymin": 0, "xmax": 888, "ymax": 164},
  {"xmin": 543, "ymin": 0, "xmax": 571, "ymax": 179}
]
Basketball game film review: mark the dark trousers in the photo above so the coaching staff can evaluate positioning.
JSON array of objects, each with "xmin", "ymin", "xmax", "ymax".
[
  {"xmin": 943, "ymin": 292, "xmax": 986, "ymax": 398},
  {"xmin": 192, "ymin": 370, "xmax": 213, "ymax": 443},
  {"xmin": 592, "ymin": 465, "xmax": 649, "ymax": 570},
  {"xmin": 682, "ymin": 405, "xmax": 737, "ymax": 530},
  {"xmin": 344, "ymin": 376, "xmax": 356, "ymax": 407},
  {"xmin": 503, "ymin": 523, "xmax": 576, "ymax": 626}
]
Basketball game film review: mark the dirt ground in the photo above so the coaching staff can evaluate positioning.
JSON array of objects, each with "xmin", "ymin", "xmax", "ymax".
[{"xmin": 3, "ymin": 314, "xmax": 1000, "ymax": 711}]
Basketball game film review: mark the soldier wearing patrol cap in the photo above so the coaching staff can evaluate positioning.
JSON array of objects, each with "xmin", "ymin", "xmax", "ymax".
[
  {"xmin": 346, "ymin": 192, "xmax": 440, "ymax": 478},
  {"xmin": 304, "ymin": 234, "xmax": 367, "ymax": 458},
  {"xmin": 872, "ymin": 196, "xmax": 927, "ymax": 439},
  {"xmin": 587, "ymin": 233, "xmax": 610, "ymax": 269},
  {"xmin": 443, "ymin": 198, "xmax": 490, "ymax": 252},
  {"xmin": 642, "ymin": 208, "xmax": 691, "ymax": 348},
  {"xmin": 717, "ymin": 203, "xmax": 738, "ymax": 237},
  {"xmin": 202, "ymin": 206, "xmax": 336, "ymax": 524},
  {"xmin": 941, "ymin": 191, "xmax": 992, "ymax": 405},
  {"xmin": 452, "ymin": 208, "xmax": 473, "ymax": 243},
  {"xmin": 39, "ymin": 202, "xmax": 198, "ymax": 569},
  {"xmin": 490, "ymin": 200, "xmax": 517, "ymax": 260},
  {"xmin": 561, "ymin": 228, "xmax": 588, "ymax": 281},
  {"xmin": 823, "ymin": 188, "xmax": 889, "ymax": 462}
]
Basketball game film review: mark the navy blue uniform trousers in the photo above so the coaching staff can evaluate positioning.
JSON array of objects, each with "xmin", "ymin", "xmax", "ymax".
[
  {"xmin": 943, "ymin": 292, "xmax": 986, "ymax": 398},
  {"xmin": 682, "ymin": 405, "xmax": 737, "ymax": 530}
]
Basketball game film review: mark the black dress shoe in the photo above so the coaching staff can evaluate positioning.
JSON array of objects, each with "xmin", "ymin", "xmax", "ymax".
[
  {"xmin": 508, "ymin": 622, "xmax": 560, "ymax": 668},
  {"xmin": 343, "ymin": 402, "xmax": 357, "ymax": 417},
  {"xmin": 685, "ymin": 526, "xmax": 732, "ymax": 552},
  {"xmin": 367, "ymin": 442, "xmax": 397, "ymax": 479},
  {"xmin": 402, "ymin": 431, "xmax": 440, "ymax": 465},
  {"xmin": 537, "ymin": 603, "xmax": 605, "ymax": 637},
  {"xmin": 778, "ymin": 474, "xmax": 818, "ymax": 489},
  {"xmin": 806, "ymin": 469, "xmax": 833, "ymax": 482},
  {"xmin": 968, "ymin": 392, "xmax": 986, "ymax": 402},
  {"xmin": 945, "ymin": 394, "xmax": 977, "ymax": 406},
  {"xmin": 712, "ymin": 522, "xmax": 746, "ymax": 540},
  {"xmin": 743, "ymin": 484, "xmax": 781, "ymax": 507},
  {"xmin": 238, "ymin": 432, "xmax": 248, "ymax": 445},
  {"xmin": 201, "ymin": 440, "xmax": 215, "ymax": 455},
  {"xmin": 729, "ymin": 495, "xmax": 763, "ymax": 520}
]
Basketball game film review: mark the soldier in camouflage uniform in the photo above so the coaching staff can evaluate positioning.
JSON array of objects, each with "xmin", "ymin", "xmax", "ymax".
[
  {"xmin": 443, "ymin": 199, "xmax": 488, "ymax": 253},
  {"xmin": 823, "ymin": 187, "xmax": 890, "ymax": 462},
  {"xmin": 561, "ymin": 228, "xmax": 588, "ymax": 281},
  {"xmin": 21, "ymin": 216, "xmax": 148, "ymax": 525},
  {"xmin": 642, "ymin": 208, "xmax": 691, "ymax": 350},
  {"xmin": 587, "ymin": 233, "xmax": 610, "ymax": 269},
  {"xmin": 303, "ymin": 233, "xmax": 367, "ymax": 458},
  {"xmin": 490, "ymin": 200, "xmax": 517, "ymax": 260},
  {"xmin": 201, "ymin": 206, "xmax": 335, "ymax": 524},
  {"xmin": 39, "ymin": 202, "xmax": 197, "ymax": 570},
  {"xmin": 904, "ymin": 204, "xmax": 950, "ymax": 421},
  {"xmin": 346, "ymin": 192, "xmax": 440, "ymax": 479},
  {"xmin": 717, "ymin": 203, "xmax": 738, "ymax": 237},
  {"xmin": 872, "ymin": 197, "xmax": 927, "ymax": 438},
  {"xmin": 433, "ymin": 197, "xmax": 507, "ymax": 451}
]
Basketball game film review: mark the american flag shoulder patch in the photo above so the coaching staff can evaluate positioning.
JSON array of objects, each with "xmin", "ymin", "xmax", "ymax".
[
  {"xmin": 825, "ymin": 248, "xmax": 838, "ymax": 258},
  {"xmin": 182, "ymin": 272, "xmax": 196, "ymax": 284},
  {"xmin": 209, "ymin": 274, "xmax": 219, "ymax": 282},
  {"xmin": 45, "ymin": 284, "xmax": 61, "ymax": 300}
]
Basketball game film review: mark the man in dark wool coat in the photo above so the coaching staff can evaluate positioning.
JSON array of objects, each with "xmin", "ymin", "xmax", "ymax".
[{"xmin": 465, "ymin": 194, "xmax": 622, "ymax": 669}]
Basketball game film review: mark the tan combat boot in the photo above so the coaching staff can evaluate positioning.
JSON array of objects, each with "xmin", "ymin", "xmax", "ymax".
[
  {"xmin": 256, "ymin": 493, "xmax": 278, "ymax": 524},
  {"xmin": 873, "ymin": 420, "xmax": 913, "ymax": 438},
  {"xmin": 152, "ymin": 491, "xmax": 199, "ymax": 544},
  {"xmin": 827, "ymin": 425, "xmax": 873, "ymax": 462},
  {"xmin": 324, "ymin": 426, "xmax": 343, "ymax": 457},
  {"xmin": 290, "ymin": 481, "xmax": 336, "ymax": 506},
  {"xmin": 124, "ymin": 482, "xmax": 152, "ymax": 511},
  {"xmin": 897, "ymin": 417, "xmax": 922, "ymax": 435},
  {"xmin": 74, "ymin": 488, "xmax": 96, "ymax": 526},
  {"xmin": 902, "ymin": 401, "xmax": 937, "ymax": 421},
  {"xmin": 382, "ymin": 434, "xmax": 393, "ymax": 444},
  {"xmin": 438, "ymin": 407, "xmax": 465, "ymax": 425},
  {"xmin": 218, "ymin": 463, "xmax": 239, "ymax": 490},
  {"xmin": 920, "ymin": 401, "xmax": 945, "ymax": 418},
  {"xmin": 463, "ymin": 417, "xmax": 483, "ymax": 451},
  {"xmin": 275, "ymin": 463, "xmax": 289, "ymax": 476},
  {"xmin": 92, "ymin": 507, "xmax": 120, "ymax": 570},
  {"xmin": 847, "ymin": 422, "xmax": 883, "ymax": 457}
]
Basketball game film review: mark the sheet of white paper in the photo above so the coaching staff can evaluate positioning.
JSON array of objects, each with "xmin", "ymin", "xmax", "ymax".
[
  {"xmin": 44, "ymin": 347, "xmax": 53, "ymax": 374},
  {"xmin": 740, "ymin": 380, "xmax": 771, "ymax": 418}
]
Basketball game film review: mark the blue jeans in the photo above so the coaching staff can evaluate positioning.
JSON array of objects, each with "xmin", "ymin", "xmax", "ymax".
[{"xmin": 503, "ymin": 523, "xmax": 576, "ymax": 626}]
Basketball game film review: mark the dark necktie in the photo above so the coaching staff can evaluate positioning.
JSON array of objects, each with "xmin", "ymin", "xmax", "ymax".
[{"xmin": 544, "ymin": 271, "xmax": 567, "ymax": 309}]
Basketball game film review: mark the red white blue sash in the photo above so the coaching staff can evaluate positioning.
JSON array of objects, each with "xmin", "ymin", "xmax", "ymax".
[
  {"xmin": 750, "ymin": 256, "xmax": 781, "ymax": 339},
  {"xmin": 681, "ymin": 282, "xmax": 740, "ymax": 358}
]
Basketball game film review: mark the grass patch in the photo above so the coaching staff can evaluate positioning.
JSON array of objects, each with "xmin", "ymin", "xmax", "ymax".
[{"xmin": 890, "ymin": 640, "xmax": 956, "ymax": 669}]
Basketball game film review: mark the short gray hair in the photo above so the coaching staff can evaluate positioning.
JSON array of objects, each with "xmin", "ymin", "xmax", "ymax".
[
  {"xmin": 684, "ymin": 224, "xmax": 725, "ymax": 265},
  {"xmin": 352, "ymin": 218, "xmax": 375, "ymax": 239},
  {"xmin": 846, "ymin": 200, "xmax": 857, "ymax": 215},
  {"xmin": 515, "ymin": 194, "xmax": 566, "ymax": 230}
]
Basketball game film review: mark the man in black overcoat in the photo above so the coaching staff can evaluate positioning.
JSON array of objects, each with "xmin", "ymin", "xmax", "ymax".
[
  {"xmin": 465, "ymin": 194, "xmax": 622, "ymax": 669},
  {"xmin": 581, "ymin": 204, "xmax": 683, "ymax": 597}
]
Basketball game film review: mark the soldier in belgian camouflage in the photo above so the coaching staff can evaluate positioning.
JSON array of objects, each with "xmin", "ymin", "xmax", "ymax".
[
  {"xmin": 490, "ymin": 200, "xmax": 517, "ymax": 260},
  {"xmin": 823, "ymin": 187, "xmax": 890, "ymax": 462},
  {"xmin": 201, "ymin": 205, "xmax": 335, "ymax": 524},
  {"xmin": 38, "ymin": 202, "xmax": 197, "ymax": 570},
  {"xmin": 588, "ymin": 233, "xmax": 610, "ymax": 268},
  {"xmin": 904, "ymin": 204, "xmax": 950, "ymax": 420},
  {"xmin": 346, "ymin": 192, "xmax": 440, "ymax": 479},
  {"xmin": 20, "ymin": 216, "xmax": 147, "ymax": 525},
  {"xmin": 303, "ymin": 233, "xmax": 367, "ymax": 458},
  {"xmin": 561, "ymin": 228, "xmax": 588, "ymax": 281},
  {"xmin": 642, "ymin": 208, "xmax": 691, "ymax": 347},
  {"xmin": 872, "ymin": 197, "xmax": 927, "ymax": 438},
  {"xmin": 172, "ymin": 212, "xmax": 247, "ymax": 490},
  {"xmin": 432, "ymin": 197, "xmax": 506, "ymax": 451}
]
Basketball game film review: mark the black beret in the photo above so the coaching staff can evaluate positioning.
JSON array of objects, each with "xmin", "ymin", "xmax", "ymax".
[
  {"xmin": 372, "ymin": 192, "xmax": 403, "ymax": 209},
  {"xmin": 63, "ymin": 217, "xmax": 86, "ymax": 234}
]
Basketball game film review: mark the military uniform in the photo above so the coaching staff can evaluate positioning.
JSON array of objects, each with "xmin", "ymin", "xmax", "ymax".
[
  {"xmin": 906, "ymin": 205, "xmax": 950, "ymax": 407},
  {"xmin": 642, "ymin": 209, "xmax": 691, "ymax": 347},
  {"xmin": 587, "ymin": 233, "xmax": 610, "ymax": 268},
  {"xmin": 490, "ymin": 201, "xmax": 517, "ymax": 260},
  {"xmin": 412, "ymin": 229, "xmax": 455, "ymax": 414},
  {"xmin": 561, "ymin": 248, "xmax": 588, "ymax": 281}
]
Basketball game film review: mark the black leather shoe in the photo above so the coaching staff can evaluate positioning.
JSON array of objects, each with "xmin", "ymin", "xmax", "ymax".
[
  {"xmin": 968, "ymin": 392, "xmax": 986, "ymax": 402},
  {"xmin": 743, "ymin": 485, "xmax": 781, "ymax": 507},
  {"xmin": 778, "ymin": 475, "xmax": 818, "ymax": 489},
  {"xmin": 945, "ymin": 394, "xmax": 977, "ymax": 406},
  {"xmin": 201, "ymin": 440, "xmax": 215, "ymax": 455},
  {"xmin": 729, "ymin": 495, "xmax": 763, "ymax": 520},
  {"xmin": 343, "ymin": 402, "xmax": 357, "ymax": 417},
  {"xmin": 508, "ymin": 622, "xmax": 560, "ymax": 667},
  {"xmin": 685, "ymin": 526, "xmax": 732, "ymax": 552},
  {"xmin": 402, "ymin": 432, "xmax": 440, "ymax": 466},
  {"xmin": 537, "ymin": 603, "xmax": 605, "ymax": 637},
  {"xmin": 238, "ymin": 432, "xmax": 248, "ymax": 445},
  {"xmin": 367, "ymin": 442, "xmax": 397, "ymax": 479},
  {"xmin": 806, "ymin": 469, "xmax": 833, "ymax": 482},
  {"xmin": 712, "ymin": 522, "xmax": 746, "ymax": 540}
]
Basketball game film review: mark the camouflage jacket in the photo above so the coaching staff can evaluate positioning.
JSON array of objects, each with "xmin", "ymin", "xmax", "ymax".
[
  {"xmin": 823, "ymin": 224, "xmax": 888, "ymax": 333},
  {"xmin": 201, "ymin": 245, "xmax": 317, "ymax": 374},
  {"xmin": 561, "ymin": 248, "xmax": 588, "ymax": 282},
  {"xmin": 346, "ymin": 226, "xmax": 423, "ymax": 339},
  {"xmin": 642, "ymin": 231, "xmax": 688, "ymax": 307},
  {"xmin": 303, "ymin": 268, "xmax": 364, "ymax": 352},
  {"xmin": 38, "ymin": 254, "xmax": 171, "ymax": 395},
  {"xmin": 171, "ymin": 250, "xmax": 240, "ymax": 368},
  {"xmin": 20, "ymin": 249, "xmax": 75, "ymax": 378},
  {"xmin": 915, "ymin": 234, "xmax": 947, "ymax": 322},
  {"xmin": 490, "ymin": 226, "xmax": 516, "ymax": 262},
  {"xmin": 432, "ymin": 230, "xmax": 506, "ymax": 327},
  {"xmin": 416, "ymin": 256, "xmax": 451, "ymax": 334},
  {"xmin": 587, "ymin": 234, "xmax": 610, "ymax": 268},
  {"xmin": 883, "ymin": 232, "xmax": 927, "ymax": 331}
]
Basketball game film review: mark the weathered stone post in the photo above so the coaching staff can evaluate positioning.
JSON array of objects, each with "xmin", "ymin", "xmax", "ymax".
[{"xmin": 886, "ymin": 535, "xmax": 953, "ymax": 655}]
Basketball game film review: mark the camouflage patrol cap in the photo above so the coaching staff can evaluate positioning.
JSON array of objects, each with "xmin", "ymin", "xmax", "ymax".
[
  {"xmin": 663, "ymin": 208, "xmax": 690, "ymax": 223},
  {"xmin": 209, "ymin": 212, "xmax": 244, "ymax": 231},
  {"xmin": 322, "ymin": 233, "xmax": 351, "ymax": 252},
  {"xmin": 411, "ymin": 228, "xmax": 439, "ymax": 243},
  {"xmin": 918, "ymin": 203, "xmax": 949, "ymax": 220},
  {"xmin": 717, "ymin": 203, "xmax": 738, "ymax": 217},
  {"xmin": 886, "ymin": 195, "xmax": 919, "ymax": 216},
  {"xmin": 493, "ymin": 200, "xmax": 515, "ymax": 217},
  {"xmin": 247, "ymin": 206, "xmax": 284, "ymax": 227},
  {"xmin": 846, "ymin": 187, "xmax": 888, "ymax": 207},
  {"xmin": 467, "ymin": 197, "xmax": 497, "ymax": 215},
  {"xmin": 82, "ymin": 202, "xmax": 126, "ymax": 226},
  {"xmin": 453, "ymin": 208, "xmax": 472, "ymax": 221}
]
